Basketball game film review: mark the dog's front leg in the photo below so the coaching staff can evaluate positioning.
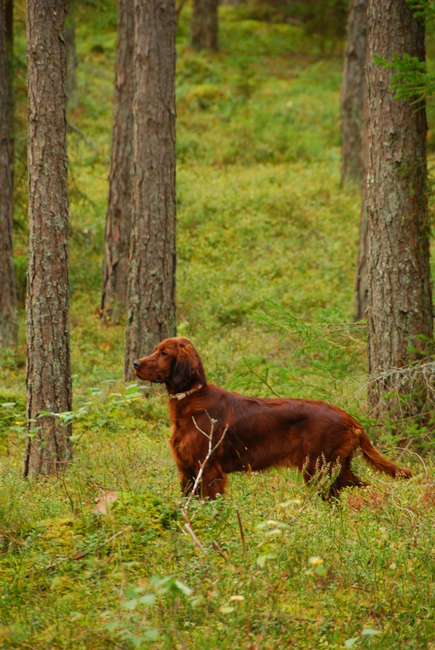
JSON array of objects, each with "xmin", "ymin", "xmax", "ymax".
[
  {"xmin": 179, "ymin": 468, "xmax": 196, "ymax": 497},
  {"xmin": 200, "ymin": 463, "xmax": 227, "ymax": 500}
]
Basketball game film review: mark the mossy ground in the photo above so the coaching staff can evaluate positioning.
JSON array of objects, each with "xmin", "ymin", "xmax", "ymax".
[{"xmin": 1, "ymin": 3, "xmax": 435, "ymax": 649}]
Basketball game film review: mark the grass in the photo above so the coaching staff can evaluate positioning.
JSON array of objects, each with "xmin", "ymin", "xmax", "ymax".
[{"xmin": 1, "ymin": 2, "xmax": 435, "ymax": 648}]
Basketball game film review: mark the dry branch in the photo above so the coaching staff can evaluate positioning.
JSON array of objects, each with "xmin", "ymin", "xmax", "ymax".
[
  {"xmin": 236, "ymin": 509, "xmax": 246, "ymax": 562},
  {"xmin": 180, "ymin": 411, "xmax": 228, "ymax": 554}
]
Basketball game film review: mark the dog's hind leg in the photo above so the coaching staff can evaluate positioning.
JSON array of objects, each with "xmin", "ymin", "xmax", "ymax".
[{"xmin": 330, "ymin": 457, "xmax": 369, "ymax": 496}]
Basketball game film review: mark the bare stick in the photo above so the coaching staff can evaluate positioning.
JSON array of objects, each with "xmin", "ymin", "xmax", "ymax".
[
  {"xmin": 397, "ymin": 447, "xmax": 428, "ymax": 479},
  {"xmin": 376, "ymin": 478, "xmax": 415, "ymax": 520},
  {"xmin": 236, "ymin": 509, "xmax": 246, "ymax": 562},
  {"xmin": 180, "ymin": 510, "xmax": 207, "ymax": 554},
  {"xmin": 180, "ymin": 413, "xmax": 228, "ymax": 554},
  {"xmin": 185, "ymin": 418, "xmax": 228, "ymax": 512},
  {"xmin": 212, "ymin": 540, "xmax": 235, "ymax": 569}
]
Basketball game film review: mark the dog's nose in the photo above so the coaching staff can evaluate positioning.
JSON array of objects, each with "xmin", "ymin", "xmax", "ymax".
[{"xmin": 133, "ymin": 361, "xmax": 141, "ymax": 370}]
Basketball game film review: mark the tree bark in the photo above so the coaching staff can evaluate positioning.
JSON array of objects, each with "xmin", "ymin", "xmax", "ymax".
[
  {"xmin": 65, "ymin": 2, "xmax": 77, "ymax": 102},
  {"xmin": 366, "ymin": 0, "xmax": 433, "ymax": 413},
  {"xmin": 0, "ymin": 0, "xmax": 18, "ymax": 348},
  {"xmin": 340, "ymin": 0, "xmax": 367, "ymax": 186},
  {"xmin": 24, "ymin": 0, "xmax": 72, "ymax": 478},
  {"xmin": 124, "ymin": 0, "xmax": 176, "ymax": 381},
  {"xmin": 101, "ymin": 0, "xmax": 134, "ymax": 322},
  {"xmin": 190, "ymin": 0, "xmax": 218, "ymax": 51}
]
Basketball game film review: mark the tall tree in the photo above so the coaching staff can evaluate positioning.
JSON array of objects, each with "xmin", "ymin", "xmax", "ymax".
[
  {"xmin": 366, "ymin": 0, "xmax": 433, "ymax": 413},
  {"xmin": 340, "ymin": 0, "xmax": 367, "ymax": 187},
  {"xmin": 124, "ymin": 0, "xmax": 177, "ymax": 381},
  {"xmin": 0, "ymin": 0, "xmax": 18, "ymax": 348},
  {"xmin": 190, "ymin": 0, "xmax": 218, "ymax": 51},
  {"xmin": 101, "ymin": 0, "xmax": 134, "ymax": 322},
  {"xmin": 24, "ymin": 0, "xmax": 72, "ymax": 478}
]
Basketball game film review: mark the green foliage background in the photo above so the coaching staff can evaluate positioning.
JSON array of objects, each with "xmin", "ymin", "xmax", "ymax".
[{"xmin": 1, "ymin": 2, "xmax": 435, "ymax": 649}]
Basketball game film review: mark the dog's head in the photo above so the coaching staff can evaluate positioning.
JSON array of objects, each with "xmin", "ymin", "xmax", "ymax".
[{"xmin": 133, "ymin": 337, "xmax": 206, "ymax": 393}]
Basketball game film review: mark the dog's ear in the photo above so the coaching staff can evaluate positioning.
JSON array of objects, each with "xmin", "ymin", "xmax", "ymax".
[{"xmin": 171, "ymin": 343, "xmax": 199, "ymax": 392}]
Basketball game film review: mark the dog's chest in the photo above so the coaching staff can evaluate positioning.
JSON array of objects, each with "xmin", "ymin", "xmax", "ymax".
[{"xmin": 169, "ymin": 420, "xmax": 196, "ymax": 469}]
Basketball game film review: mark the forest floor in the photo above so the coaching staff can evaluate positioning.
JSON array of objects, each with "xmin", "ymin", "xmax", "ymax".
[{"xmin": 1, "ymin": 3, "xmax": 435, "ymax": 649}]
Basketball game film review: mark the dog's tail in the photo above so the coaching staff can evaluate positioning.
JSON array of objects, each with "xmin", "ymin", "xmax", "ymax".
[{"xmin": 357, "ymin": 427, "xmax": 411, "ymax": 479}]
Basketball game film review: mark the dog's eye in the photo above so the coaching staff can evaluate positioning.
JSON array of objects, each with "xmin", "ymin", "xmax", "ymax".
[{"xmin": 160, "ymin": 350, "xmax": 167, "ymax": 356}]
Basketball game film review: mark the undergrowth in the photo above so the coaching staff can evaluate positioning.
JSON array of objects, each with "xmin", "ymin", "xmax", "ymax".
[{"xmin": 1, "ymin": 2, "xmax": 435, "ymax": 649}]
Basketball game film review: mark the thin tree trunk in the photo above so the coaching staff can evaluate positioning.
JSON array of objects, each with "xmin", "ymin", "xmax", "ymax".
[
  {"xmin": 24, "ymin": 0, "xmax": 72, "ymax": 478},
  {"xmin": 340, "ymin": 0, "xmax": 367, "ymax": 186},
  {"xmin": 366, "ymin": 0, "xmax": 433, "ymax": 414},
  {"xmin": 190, "ymin": 0, "xmax": 218, "ymax": 51},
  {"xmin": 124, "ymin": 0, "xmax": 176, "ymax": 381},
  {"xmin": 65, "ymin": 2, "xmax": 77, "ymax": 102},
  {"xmin": 0, "ymin": 0, "xmax": 18, "ymax": 348},
  {"xmin": 101, "ymin": 0, "xmax": 134, "ymax": 322},
  {"xmin": 354, "ymin": 32, "xmax": 369, "ymax": 322}
]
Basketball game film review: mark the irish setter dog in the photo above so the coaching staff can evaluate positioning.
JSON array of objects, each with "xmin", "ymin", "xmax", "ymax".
[{"xmin": 133, "ymin": 337, "xmax": 411, "ymax": 499}]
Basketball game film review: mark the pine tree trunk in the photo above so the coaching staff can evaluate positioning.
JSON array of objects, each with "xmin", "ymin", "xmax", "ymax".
[
  {"xmin": 190, "ymin": 0, "xmax": 218, "ymax": 51},
  {"xmin": 24, "ymin": 0, "xmax": 72, "ymax": 478},
  {"xmin": 0, "ymin": 0, "xmax": 18, "ymax": 348},
  {"xmin": 124, "ymin": 0, "xmax": 176, "ymax": 381},
  {"xmin": 366, "ymin": 0, "xmax": 433, "ymax": 414},
  {"xmin": 340, "ymin": 0, "xmax": 367, "ymax": 186},
  {"xmin": 65, "ymin": 2, "xmax": 77, "ymax": 102},
  {"xmin": 101, "ymin": 0, "xmax": 134, "ymax": 322}
]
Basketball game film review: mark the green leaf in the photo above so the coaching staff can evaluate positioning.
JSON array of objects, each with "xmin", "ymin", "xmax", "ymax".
[
  {"xmin": 173, "ymin": 580, "xmax": 192, "ymax": 596},
  {"xmin": 315, "ymin": 564, "xmax": 327, "ymax": 577},
  {"xmin": 121, "ymin": 599, "xmax": 138, "ymax": 610},
  {"xmin": 257, "ymin": 552, "xmax": 277, "ymax": 568},
  {"xmin": 106, "ymin": 621, "xmax": 120, "ymax": 632},
  {"xmin": 139, "ymin": 594, "xmax": 156, "ymax": 606},
  {"xmin": 362, "ymin": 628, "xmax": 381, "ymax": 636},
  {"xmin": 345, "ymin": 637, "xmax": 360, "ymax": 648},
  {"xmin": 143, "ymin": 629, "xmax": 160, "ymax": 640},
  {"xmin": 125, "ymin": 384, "xmax": 140, "ymax": 394}
]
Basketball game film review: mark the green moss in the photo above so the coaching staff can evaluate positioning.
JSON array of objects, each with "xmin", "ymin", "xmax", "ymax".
[{"xmin": 2, "ymin": 2, "xmax": 435, "ymax": 649}]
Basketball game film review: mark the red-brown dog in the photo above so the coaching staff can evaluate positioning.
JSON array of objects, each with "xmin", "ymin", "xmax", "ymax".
[{"xmin": 133, "ymin": 337, "xmax": 411, "ymax": 498}]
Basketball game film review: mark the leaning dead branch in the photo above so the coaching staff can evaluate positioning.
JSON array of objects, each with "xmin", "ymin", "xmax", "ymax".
[
  {"xmin": 236, "ymin": 509, "xmax": 247, "ymax": 562},
  {"xmin": 180, "ymin": 411, "xmax": 228, "ymax": 554}
]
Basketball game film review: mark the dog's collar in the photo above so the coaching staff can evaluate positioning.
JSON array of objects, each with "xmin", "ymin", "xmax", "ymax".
[{"xmin": 169, "ymin": 384, "xmax": 203, "ymax": 401}]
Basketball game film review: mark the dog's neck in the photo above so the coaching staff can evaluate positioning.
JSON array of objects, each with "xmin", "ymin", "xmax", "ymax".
[{"xmin": 168, "ymin": 384, "xmax": 204, "ymax": 401}]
